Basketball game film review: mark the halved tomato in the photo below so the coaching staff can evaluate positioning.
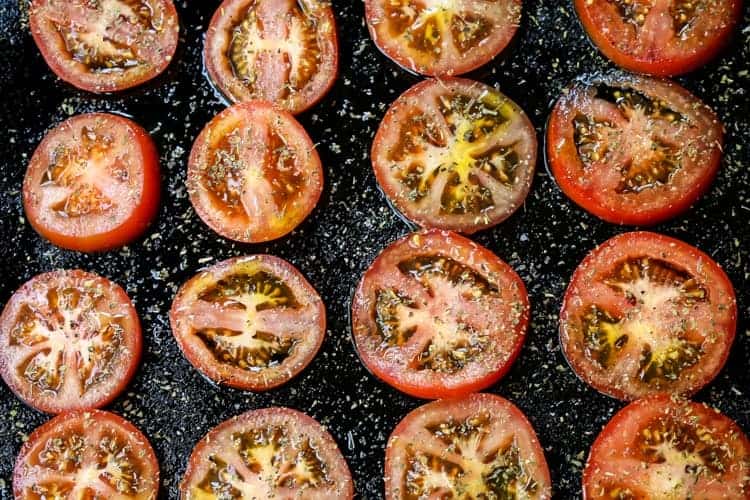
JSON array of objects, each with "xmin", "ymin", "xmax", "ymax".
[
  {"xmin": 170, "ymin": 255, "xmax": 326, "ymax": 391},
  {"xmin": 351, "ymin": 230, "xmax": 530, "ymax": 399},
  {"xmin": 30, "ymin": 0, "xmax": 180, "ymax": 93},
  {"xmin": 23, "ymin": 113, "xmax": 161, "ymax": 253},
  {"xmin": 13, "ymin": 410, "xmax": 160, "ymax": 499},
  {"xmin": 180, "ymin": 407, "xmax": 354, "ymax": 499},
  {"xmin": 364, "ymin": 0, "xmax": 521, "ymax": 76},
  {"xmin": 187, "ymin": 101, "xmax": 324, "ymax": 243},
  {"xmin": 204, "ymin": 0, "xmax": 339, "ymax": 115},
  {"xmin": 372, "ymin": 78, "xmax": 537, "ymax": 234},
  {"xmin": 560, "ymin": 232, "xmax": 736, "ymax": 401},
  {"xmin": 583, "ymin": 395, "xmax": 750, "ymax": 499},
  {"xmin": 547, "ymin": 72, "xmax": 723, "ymax": 225},
  {"xmin": 576, "ymin": 0, "xmax": 741, "ymax": 76},
  {"xmin": 385, "ymin": 393, "xmax": 552, "ymax": 499},
  {"xmin": 0, "ymin": 270, "xmax": 142, "ymax": 414}
]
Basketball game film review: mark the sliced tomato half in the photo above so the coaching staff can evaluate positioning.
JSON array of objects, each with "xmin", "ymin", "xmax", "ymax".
[
  {"xmin": 351, "ymin": 230, "xmax": 530, "ymax": 399},
  {"xmin": 583, "ymin": 395, "xmax": 750, "ymax": 499},
  {"xmin": 364, "ymin": 0, "xmax": 521, "ymax": 76},
  {"xmin": 13, "ymin": 410, "xmax": 159, "ymax": 499},
  {"xmin": 30, "ymin": 0, "xmax": 180, "ymax": 92},
  {"xmin": 23, "ymin": 113, "xmax": 161, "ymax": 253},
  {"xmin": 576, "ymin": 0, "xmax": 741, "ymax": 76},
  {"xmin": 180, "ymin": 407, "xmax": 354, "ymax": 499},
  {"xmin": 372, "ymin": 78, "xmax": 537, "ymax": 234},
  {"xmin": 547, "ymin": 72, "xmax": 723, "ymax": 225},
  {"xmin": 560, "ymin": 232, "xmax": 736, "ymax": 401},
  {"xmin": 0, "ymin": 270, "xmax": 142, "ymax": 414},
  {"xmin": 188, "ymin": 101, "xmax": 324, "ymax": 243},
  {"xmin": 204, "ymin": 0, "xmax": 339, "ymax": 114},
  {"xmin": 170, "ymin": 255, "xmax": 326, "ymax": 391},
  {"xmin": 385, "ymin": 393, "xmax": 552, "ymax": 499}
]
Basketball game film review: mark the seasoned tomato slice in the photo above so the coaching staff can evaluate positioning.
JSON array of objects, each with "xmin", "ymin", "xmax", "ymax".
[
  {"xmin": 180, "ymin": 407, "xmax": 354, "ymax": 499},
  {"xmin": 188, "ymin": 101, "xmax": 323, "ymax": 243},
  {"xmin": 365, "ymin": 0, "xmax": 521, "ymax": 76},
  {"xmin": 23, "ymin": 113, "xmax": 161, "ymax": 253},
  {"xmin": 13, "ymin": 410, "xmax": 159, "ymax": 499},
  {"xmin": 30, "ymin": 0, "xmax": 179, "ymax": 92},
  {"xmin": 351, "ymin": 230, "xmax": 530, "ymax": 399},
  {"xmin": 372, "ymin": 78, "xmax": 537, "ymax": 234},
  {"xmin": 576, "ymin": 0, "xmax": 741, "ymax": 76},
  {"xmin": 0, "ymin": 270, "xmax": 142, "ymax": 414},
  {"xmin": 385, "ymin": 393, "xmax": 552, "ymax": 499},
  {"xmin": 560, "ymin": 232, "xmax": 736, "ymax": 401},
  {"xmin": 583, "ymin": 395, "xmax": 750, "ymax": 499},
  {"xmin": 547, "ymin": 72, "xmax": 723, "ymax": 225},
  {"xmin": 170, "ymin": 255, "xmax": 326, "ymax": 391},
  {"xmin": 204, "ymin": 0, "xmax": 339, "ymax": 114}
]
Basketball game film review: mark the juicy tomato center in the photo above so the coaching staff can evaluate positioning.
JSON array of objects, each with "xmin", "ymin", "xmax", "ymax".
[{"xmin": 605, "ymin": 0, "xmax": 704, "ymax": 40}]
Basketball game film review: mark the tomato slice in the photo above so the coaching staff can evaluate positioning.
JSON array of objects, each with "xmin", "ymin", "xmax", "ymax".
[
  {"xmin": 351, "ymin": 230, "xmax": 529, "ymax": 399},
  {"xmin": 364, "ymin": 0, "xmax": 521, "ymax": 76},
  {"xmin": 583, "ymin": 395, "xmax": 750, "ymax": 499},
  {"xmin": 170, "ymin": 255, "xmax": 326, "ymax": 391},
  {"xmin": 0, "ymin": 270, "xmax": 142, "ymax": 414},
  {"xmin": 576, "ymin": 0, "xmax": 741, "ymax": 76},
  {"xmin": 204, "ymin": 0, "xmax": 339, "ymax": 115},
  {"xmin": 385, "ymin": 393, "xmax": 552, "ymax": 499},
  {"xmin": 23, "ymin": 113, "xmax": 161, "ymax": 253},
  {"xmin": 180, "ymin": 407, "xmax": 354, "ymax": 499},
  {"xmin": 29, "ymin": 0, "xmax": 179, "ymax": 92},
  {"xmin": 13, "ymin": 410, "xmax": 159, "ymax": 499},
  {"xmin": 547, "ymin": 72, "xmax": 723, "ymax": 225},
  {"xmin": 187, "ymin": 101, "xmax": 323, "ymax": 243},
  {"xmin": 372, "ymin": 78, "xmax": 537, "ymax": 234},
  {"xmin": 560, "ymin": 232, "xmax": 736, "ymax": 401}
]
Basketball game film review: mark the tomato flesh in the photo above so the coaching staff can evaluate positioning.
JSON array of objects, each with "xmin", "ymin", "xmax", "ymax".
[
  {"xmin": 180, "ymin": 407, "xmax": 354, "ymax": 499},
  {"xmin": 365, "ymin": 0, "xmax": 521, "ymax": 76},
  {"xmin": 584, "ymin": 395, "xmax": 750, "ymax": 499},
  {"xmin": 372, "ymin": 78, "xmax": 537, "ymax": 234},
  {"xmin": 385, "ymin": 393, "xmax": 552, "ymax": 499},
  {"xmin": 30, "ymin": 0, "xmax": 179, "ymax": 92},
  {"xmin": 23, "ymin": 113, "xmax": 161, "ymax": 252},
  {"xmin": 352, "ymin": 230, "xmax": 529, "ymax": 399},
  {"xmin": 170, "ymin": 255, "xmax": 326, "ymax": 391},
  {"xmin": 576, "ymin": 0, "xmax": 741, "ymax": 76},
  {"xmin": 547, "ymin": 72, "xmax": 723, "ymax": 225},
  {"xmin": 560, "ymin": 232, "xmax": 736, "ymax": 401},
  {"xmin": 0, "ymin": 270, "xmax": 142, "ymax": 414},
  {"xmin": 204, "ymin": 0, "xmax": 339, "ymax": 114}
]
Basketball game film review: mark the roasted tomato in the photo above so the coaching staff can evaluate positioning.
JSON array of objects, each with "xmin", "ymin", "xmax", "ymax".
[
  {"xmin": 372, "ymin": 78, "xmax": 537, "ymax": 234},
  {"xmin": 364, "ymin": 0, "xmax": 521, "ymax": 76},
  {"xmin": 576, "ymin": 0, "xmax": 741, "ymax": 76},
  {"xmin": 13, "ymin": 410, "xmax": 159, "ymax": 499},
  {"xmin": 187, "ymin": 101, "xmax": 323, "ymax": 243},
  {"xmin": 351, "ymin": 230, "xmax": 530, "ymax": 399},
  {"xmin": 29, "ymin": 0, "xmax": 179, "ymax": 93},
  {"xmin": 583, "ymin": 395, "xmax": 750, "ymax": 499},
  {"xmin": 23, "ymin": 113, "xmax": 161, "ymax": 253},
  {"xmin": 0, "ymin": 270, "xmax": 142, "ymax": 414},
  {"xmin": 385, "ymin": 393, "xmax": 552, "ymax": 499},
  {"xmin": 560, "ymin": 232, "xmax": 736, "ymax": 401},
  {"xmin": 170, "ymin": 255, "xmax": 326, "ymax": 391},
  {"xmin": 547, "ymin": 72, "xmax": 723, "ymax": 225},
  {"xmin": 180, "ymin": 407, "xmax": 354, "ymax": 499},
  {"xmin": 204, "ymin": 0, "xmax": 339, "ymax": 114}
]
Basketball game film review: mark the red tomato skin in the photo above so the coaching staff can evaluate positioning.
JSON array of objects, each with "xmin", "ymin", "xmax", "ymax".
[
  {"xmin": 560, "ymin": 231, "xmax": 737, "ymax": 401},
  {"xmin": 23, "ymin": 113, "xmax": 161, "ymax": 253},
  {"xmin": 575, "ymin": 0, "xmax": 742, "ymax": 76}
]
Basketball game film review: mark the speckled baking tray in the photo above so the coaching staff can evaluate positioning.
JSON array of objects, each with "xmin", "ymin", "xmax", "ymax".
[{"xmin": 1, "ymin": 1, "xmax": 749, "ymax": 498}]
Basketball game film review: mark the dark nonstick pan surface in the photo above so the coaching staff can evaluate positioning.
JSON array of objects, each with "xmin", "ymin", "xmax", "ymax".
[{"xmin": 1, "ymin": 1, "xmax": 749, "ymax": 498}]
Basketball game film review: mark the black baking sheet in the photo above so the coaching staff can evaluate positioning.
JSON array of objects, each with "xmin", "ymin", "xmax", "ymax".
[{"xmin": 1, "ymin": 1, "xmax": 749, "ymax": 498}]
